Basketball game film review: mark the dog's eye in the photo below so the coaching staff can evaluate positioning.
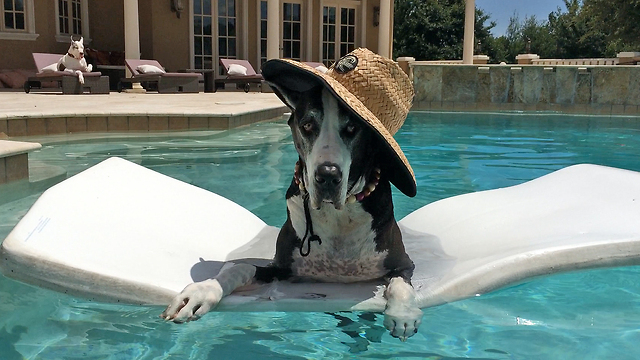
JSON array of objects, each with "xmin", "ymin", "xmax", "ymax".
[
  {"xmin": 301, "ymin": 122, "xmax": 315, "ymax": 134},
  {"xmin": 343, "ymin": 123, "xmax": 358, "ymax": 137}
]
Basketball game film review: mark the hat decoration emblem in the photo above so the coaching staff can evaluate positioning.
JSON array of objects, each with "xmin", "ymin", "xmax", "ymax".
[{"xmin": 334, "ymin": 55, "xmax": 358, "ymax": 74}]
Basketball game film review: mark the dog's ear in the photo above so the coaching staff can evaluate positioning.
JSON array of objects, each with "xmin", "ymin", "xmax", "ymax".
[
  {"xmin": 268, "ymin": 82, "xmax": 301, "ymax": 111},
  {"xmin": 79, "ymin": 36, "xmax": 84, "ymax": 44},
  {"xmin": 70, "ymin": 35, "xmax": 74, "ymax": 43},
  {"xmin": 262, "ymin": 61, "xmax": 322, "ymax": 112}
]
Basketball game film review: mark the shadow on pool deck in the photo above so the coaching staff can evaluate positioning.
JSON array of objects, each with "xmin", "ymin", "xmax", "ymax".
[{"xmin": 0, "ymin": 92, "xmax": 290, "ymax": 137}]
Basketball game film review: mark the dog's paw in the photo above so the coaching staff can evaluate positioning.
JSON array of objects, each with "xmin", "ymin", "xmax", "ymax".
[
  {"xmin": 86, "ymin": 64, "xmax": 93, "ymax": 72},
  {"xmin": 383, "ymin": 305, "xmax": 423, "ymax": 341},
  {"xmin": 160, "ymin": 279, "xmax": 223, "ymax": 323},
  {"xmin": 76, "ymin": 71, "xmax": 85, "ymax": 85},
  {"xmin": 382, "ymin": 277, "xmax": 423, "ymax": 341}
]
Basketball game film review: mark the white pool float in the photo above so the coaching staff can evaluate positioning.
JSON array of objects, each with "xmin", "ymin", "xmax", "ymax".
[{"xmin": 1, "ymin": 157, "xmax": 640, "ymax": 312}]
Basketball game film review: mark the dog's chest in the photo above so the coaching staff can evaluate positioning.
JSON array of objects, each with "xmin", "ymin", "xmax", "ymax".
[
  {"xmin": 60, "ymin": 56, "xmax": 86, "ymax": 70},
  {"xmin": 286, "ymin": 196, "xmax": 388, "ymax": 282}
]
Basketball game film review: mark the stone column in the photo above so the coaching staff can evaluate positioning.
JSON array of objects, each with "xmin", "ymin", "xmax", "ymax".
[
  {"xmin": 396, "ymin": 56, "xmax": 415, "ymax": 79},
  {"xmin": 516, "ymin": 54, "xmax": 540, "ymax": 65},
  {"xmin": 242, "ymin": 0, "xmax": 249, "ymax": 59},
  {"xmin": 462, "ymin": 0, "xmax": 475, "ymax": 64},
  {"xmin": 267, "ymin": 0, "xmax": 280, "ymax": 60},
  {"xmin": 473, "ymin": 55, "xmax": 489, "ymax": 64},
  {"xmin": 377, "ymin": 0, "xmax": 391, "ymax": 58},
  {"xmin": 124, "ymin": 0, "xmax": 145, "ymax": 92},
  {"xmin": 618, "ymin": 52, "xmax": 640, "ymax": 65}
]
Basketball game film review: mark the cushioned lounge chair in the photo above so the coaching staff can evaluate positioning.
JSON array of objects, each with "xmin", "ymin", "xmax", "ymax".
[
  {"xmin": 215, "ymin": 59, "xmax": 263, "ymax": 93},
  {"xmin": 118, "ymin": 59, "xmax": 200, "ymax": 93},
  {"xmin": 23, "ymin": 53, "xmax": 109, "ymax": 94}
]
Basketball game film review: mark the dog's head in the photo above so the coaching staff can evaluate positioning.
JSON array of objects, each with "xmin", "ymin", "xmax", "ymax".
[
  {"xmin": 67, "ymin": 36, "xmax": 85, "ymax": 59},
  {"xmin": 263, "ymin": 50, "xmax": 417, "ymax": 205},
  {"xmin": 281, "ymin": 85, "xmax": 379, "ymax": 210}
]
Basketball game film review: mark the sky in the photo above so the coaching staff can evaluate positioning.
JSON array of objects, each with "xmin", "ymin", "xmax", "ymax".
[{"xmin": 476, "ymin": 0, "xmax": 567, "ymax": 36}]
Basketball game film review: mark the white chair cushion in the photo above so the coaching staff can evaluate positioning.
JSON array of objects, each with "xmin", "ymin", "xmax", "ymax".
[
  {"xmin": 227, "ymin": 64, "xmax": 248, "ymax": 76},
  {"xmin": 40, "ymin": 63, "xmax": 59, "ymax": 73},
  {"xmin": 136, "ymin": 64, "xmax": 166, "ymax": 74}
]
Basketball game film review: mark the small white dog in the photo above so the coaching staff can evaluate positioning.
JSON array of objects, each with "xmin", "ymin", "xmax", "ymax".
[{"xmin": 57, "ymin": 36, "xmax": 92, "ymax": 84}]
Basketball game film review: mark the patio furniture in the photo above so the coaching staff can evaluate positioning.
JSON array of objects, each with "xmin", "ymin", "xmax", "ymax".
[
  {"xmin": 179, "ymin": 68, "xmax": 215, "ymax": 92},
  {"xmin": 118, "ymin": 59, "xmax": 200, "ymax": 93},
  {"xmin": 96, "ymin": 65, "xmax": 126, "ymax": 91},
  {"xmin": 23, "ymin": 53, "xmax": 109, "ymax": 94},
  {"xmin": 216, "ymin": 59, "xmax": 263, "ymax": 93}
]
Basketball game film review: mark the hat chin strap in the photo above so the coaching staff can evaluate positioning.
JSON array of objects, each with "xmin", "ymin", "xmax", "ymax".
[{"xmin": 293, "ymin": 160, "xmax": 381, "ymax": 257}]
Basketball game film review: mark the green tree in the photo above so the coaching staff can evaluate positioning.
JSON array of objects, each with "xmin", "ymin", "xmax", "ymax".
[
  {"xmin": 392, "ymin": 0, "xmax": 638, "ymax": 63},
  {"xmin": 548, "ymin": 0, "xmax": 609, "ymax": 58},
  {"xmin": 393, "ymin": 0, "xmax": 496, "ymax": 61},
  {"xmin": 582, "ymin": 0, "xmax": 640, "ymax": 51},
  {"xmin": 490, "ymin": 14, "xmax": 556, "ymax": 63}
]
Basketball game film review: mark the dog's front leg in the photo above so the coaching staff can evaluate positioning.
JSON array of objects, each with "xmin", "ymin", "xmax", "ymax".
[
  {"xmin": 383, "ymin": 277, "xmax": 423, "ymax": 341},
  {"xmin": 161, "ymin": 263, "xmax": 256, "ymax": 323},
  {"xmin": 74, "ymin": 70, "xmax": 85, "ymax": 84}
]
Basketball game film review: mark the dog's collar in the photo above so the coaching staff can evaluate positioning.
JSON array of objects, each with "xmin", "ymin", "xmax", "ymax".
[
  {"xmin": 293, "ymin": 161, "xmax": 380, "ymax": 203},
  {"xmin": 66, "ymin": 52, "xmax": 76, "ymax": 59}
]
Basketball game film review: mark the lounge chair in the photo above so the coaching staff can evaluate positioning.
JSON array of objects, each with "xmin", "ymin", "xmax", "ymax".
[
  {"xmin": 23, "ymin": 53, "xmax": 109, "ymax": 94},
  {"xmin": 118, "ymin": 59, "xmax": 200, "ymax": 93},
  {"xmin": 216, "ymin": 59, "xmax": 263, "ymax": 93}
]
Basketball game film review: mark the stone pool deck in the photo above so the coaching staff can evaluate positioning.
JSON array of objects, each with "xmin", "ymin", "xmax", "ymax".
[{"xmin": 0, "ymin": 91, "xmax": 289, "ymax": 137}]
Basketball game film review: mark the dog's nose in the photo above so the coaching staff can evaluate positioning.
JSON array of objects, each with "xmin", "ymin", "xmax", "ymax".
[{"xmin": 315, "ymin": 164, "xmax": 342, "ymax": 186}]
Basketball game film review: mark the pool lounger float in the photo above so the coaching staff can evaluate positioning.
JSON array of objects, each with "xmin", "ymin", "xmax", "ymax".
[{"xmin": 2, "ymin": 157, "xmax": 640, "ymax": 312}]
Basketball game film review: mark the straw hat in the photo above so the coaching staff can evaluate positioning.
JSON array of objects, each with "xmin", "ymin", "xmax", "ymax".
[{"xmin": 261, "ymin": 48, "xmax": 416, "ymax": 197}]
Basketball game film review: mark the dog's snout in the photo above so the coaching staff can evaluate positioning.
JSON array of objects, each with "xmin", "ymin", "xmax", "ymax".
[{"xmin": 315, "ymin": 164, "xmax": 342, "ymax": 186}]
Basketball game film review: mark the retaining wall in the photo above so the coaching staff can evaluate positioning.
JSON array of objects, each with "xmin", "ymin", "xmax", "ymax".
[{"xmin": 411, "ymin": 64, "xmax": 640, "ymax": 115}]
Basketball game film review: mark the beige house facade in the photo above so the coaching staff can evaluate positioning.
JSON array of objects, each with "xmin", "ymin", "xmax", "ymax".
[{"xmin": 0, "ymin": 0, "xmax": 395, "ymax": 73}]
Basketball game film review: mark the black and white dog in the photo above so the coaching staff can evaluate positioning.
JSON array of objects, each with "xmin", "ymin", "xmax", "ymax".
[
  {"xmin": 162, "ymin": 49, "xmax": 423, "ymax": 341},
  {"xmin": 57, "ymin": 36, "xmax": 92, "ymax": 84}
]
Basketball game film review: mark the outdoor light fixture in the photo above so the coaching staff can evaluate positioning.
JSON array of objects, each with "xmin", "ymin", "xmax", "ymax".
[
  {"xmin": 171, "ymin": 0, "xmax": 184, "ymax": 18},
  {"xmin": 373, "ymin": 6, "xmax": 380, "ymax": 27}
]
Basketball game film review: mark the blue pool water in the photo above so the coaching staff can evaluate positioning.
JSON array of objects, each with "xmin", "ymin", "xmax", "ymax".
[{"xmin": 1, "ymin": 111, "xmax": 640, "ymax": 359}]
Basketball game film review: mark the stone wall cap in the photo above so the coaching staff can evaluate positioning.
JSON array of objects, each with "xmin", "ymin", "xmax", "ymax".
[
  {"xmin": 516, "ymin": 54, "xmax": 540, "ymax": 60},
  {"xmin": 0, "ymin": 140, "xmax": 42, "ymax": 157}
]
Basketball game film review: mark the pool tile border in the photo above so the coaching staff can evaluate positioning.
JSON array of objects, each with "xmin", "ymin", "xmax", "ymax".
[
  {"xmin": 413, "ymin": 101, "xmax": 640, "ymax": 116},
  {"xmin": 0, "ymin": 107, "xmax": 288, "ymax": 137},
  {"xmin": 2, "ymin": 102, "xmax": 638, "ymax": 138}
]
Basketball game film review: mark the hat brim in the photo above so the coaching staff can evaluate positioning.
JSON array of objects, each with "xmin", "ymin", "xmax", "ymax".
[{"xmin": 262, "ymin": 59, "xmax": 416, "ymax": 198}]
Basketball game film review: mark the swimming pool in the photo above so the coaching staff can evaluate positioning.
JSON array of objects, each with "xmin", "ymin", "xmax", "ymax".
[{"xmin": 1, "ymin": 111, "xmax": 640, "ymax": 359}]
